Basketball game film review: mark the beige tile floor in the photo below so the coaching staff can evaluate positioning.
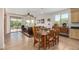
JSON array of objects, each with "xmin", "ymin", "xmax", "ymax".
[{"xmin": 4, "ymin": 32, "xmax": 79, "ymax": 50}]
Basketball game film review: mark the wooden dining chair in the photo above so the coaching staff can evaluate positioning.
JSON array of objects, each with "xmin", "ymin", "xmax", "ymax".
[
  {"xmin": 32, "ymin": 26, "xmax": 41, "ymax": 49},
  {"xmin": 47, "ymin": 28, "xmax": 60, "ymax": 48},
  {"xmin": 54, "ymin": 28, "xmax": 60, "ymax": 45},
  {"xmin": 46, "ymin": 30, "xmax": 55, "ymax": 48}
]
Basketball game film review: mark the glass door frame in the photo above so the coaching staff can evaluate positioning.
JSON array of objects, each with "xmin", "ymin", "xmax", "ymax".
[{"xmin": 10, "ymin": 16, "xmax": 23, "ymax": 33}]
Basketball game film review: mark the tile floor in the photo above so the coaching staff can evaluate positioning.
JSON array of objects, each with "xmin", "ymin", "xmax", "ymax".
[{"xmin": 4, "ymin": 32, "xmax": 79, "ymax": 50}]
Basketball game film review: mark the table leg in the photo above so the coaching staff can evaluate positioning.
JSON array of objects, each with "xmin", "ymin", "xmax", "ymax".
[{"xmin": 42, "ymin": 35, "xmax": 47, "ymax": 49}]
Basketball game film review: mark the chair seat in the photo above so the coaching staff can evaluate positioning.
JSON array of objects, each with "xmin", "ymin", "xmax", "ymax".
[
  {"xmin": 49, "ymin": 37, "xmax": 53, "ymax": 41},
  {"xmin": 49, "ymin": 37, "xmax": 56, "ymax": 41}
]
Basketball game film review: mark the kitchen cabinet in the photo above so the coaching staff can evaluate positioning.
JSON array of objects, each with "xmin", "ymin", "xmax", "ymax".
[
  {"xmin": 71, "ymin": 8, "xmax": 79, "ymax": 23},
  {"xmin": 70, "ymin": 29, "xmax": 79, "ymax": 39}
]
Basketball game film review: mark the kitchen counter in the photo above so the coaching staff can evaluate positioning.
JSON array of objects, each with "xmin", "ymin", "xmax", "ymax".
[
  {"xmin": 69, "ymin": 27, "xmax": 79, "ymax": 39},
  {"xmin": 71, "ymin": 27, "xmax": 79, "ymax": 29}
]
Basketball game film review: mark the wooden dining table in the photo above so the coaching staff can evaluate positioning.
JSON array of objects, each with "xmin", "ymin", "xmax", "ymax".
[
  {"xmin": 37, "ymin": 30, "xmax": 50, "ymax": 49},
  {"xmin": 34, "ymin": 26, "xmax": 59, "ymax": 49}
]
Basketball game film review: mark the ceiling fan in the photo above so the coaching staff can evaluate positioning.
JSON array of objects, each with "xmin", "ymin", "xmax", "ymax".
[{"xmin": 27, "ymin": 12, "xmax": 34, "ymax": 17}]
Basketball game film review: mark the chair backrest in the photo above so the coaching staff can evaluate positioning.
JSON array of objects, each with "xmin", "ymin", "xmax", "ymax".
[
  {"xmin": 53, "ymin": 28, "xmax": 59, "ymax": 41},
  {"xmin": 33, "ymin": 26, "xmax": 41, "ymax": 46},
  {"xmin": 50, "ymin": 28, "xmax": 59, "ymax": 41},
  {"xmin": 32, "ymin": 26, "xmax": 38, "ymax": 45},
  {"xmin": 32, "ymin": 26, "xmax": 37, "ymax": 37}
]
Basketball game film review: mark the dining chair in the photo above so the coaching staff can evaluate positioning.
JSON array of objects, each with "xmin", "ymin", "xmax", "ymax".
[
  {"xmin": 46, "ymin": 30, "xmax": 55, "ymax": 48},
  {"xmin": 54, "ymin": 28, "xmax": 60, "ymax": 44},
  {"xmin": 47, "ymin": 28, "xmax": 59, "ymax": 48},
  {"xmin": 32, "ymin": 26, "xmax": 41, "ymax": 49}
]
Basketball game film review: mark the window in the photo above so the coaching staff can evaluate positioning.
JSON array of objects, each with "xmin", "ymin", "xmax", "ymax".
[
  {"xmin": 26, "ymin": 20, "xmax": 30, "ymax": 26},
  {"xmin": 10, "ymin": 16, "xmax": 22, "ymax": 32},
  {"xmin": 61, "ymin": 13, "xmax": 68, "ymax": 25},
  {"xmin": 31, "ymin": 20, "xmax": 34, "ymax": 23},
  {"xmin": 54, "ymin": 13, "xmax": 68, "ymax": 26},
  {"xmin": 26, "ymin": 20, "xmax": 34, "ymax": 27},
  {"xmin": 55, "ymin": 15, "xmax": 60, "ymax": 25},
  {"xmin": 26, "ymin": 20, "xmax": 30, "ymax": 23}
]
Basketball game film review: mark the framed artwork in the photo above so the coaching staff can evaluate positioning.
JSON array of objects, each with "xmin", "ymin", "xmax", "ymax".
[
  {"xmin": 37, "ymin": 20, "xmax": 40, "ymax": 24},
  {"xmin": 47, "ymin": 18, "xmax": 51, "ymax": 22},
  {"xmin": 41, "ymin": 19, "xmax": 44, "ymax": 23}
]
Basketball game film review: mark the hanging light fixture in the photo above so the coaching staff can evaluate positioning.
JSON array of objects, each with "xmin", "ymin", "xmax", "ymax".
[
  {"xmin": 25, "ymin": 9, "xmax": 35, "ymax": 18},
  {"xmin": 27, "ymin": 12, "xmax": 34, "ymax": 17},
  {"xmin": 25, "ymin": 9, "xmax": 36, "ymax": 27}
]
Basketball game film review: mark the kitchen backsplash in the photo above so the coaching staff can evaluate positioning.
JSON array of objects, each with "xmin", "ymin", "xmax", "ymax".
[{"xmin": 71, "ymin": 23, "xmax": 79, "ymax": 27}]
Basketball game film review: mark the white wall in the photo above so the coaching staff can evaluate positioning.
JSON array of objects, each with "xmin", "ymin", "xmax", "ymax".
[{"xmin": 0, "ymin": 8, "xmax": 4, "ymax": 49}]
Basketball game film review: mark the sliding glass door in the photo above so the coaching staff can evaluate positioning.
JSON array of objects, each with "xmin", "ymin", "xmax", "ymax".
[{"xmin": 10, "ymin": 16, "xmax": 22, "ymax": 32}]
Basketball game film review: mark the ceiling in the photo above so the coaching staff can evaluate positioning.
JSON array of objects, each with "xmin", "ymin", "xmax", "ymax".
[{"xmin": 6, "ymin": 8, "xmax": 66, "ymax": 16}]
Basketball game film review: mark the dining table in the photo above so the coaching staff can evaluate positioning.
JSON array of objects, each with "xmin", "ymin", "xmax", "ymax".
[{"xmin": 37, "ymin": 29, "xmax": 50, "ymax": 49}]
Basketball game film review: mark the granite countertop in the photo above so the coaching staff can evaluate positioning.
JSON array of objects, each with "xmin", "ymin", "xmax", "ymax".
[{"xmin": 71, "ymin": 27, "xmax": 79, "ymax": 29}]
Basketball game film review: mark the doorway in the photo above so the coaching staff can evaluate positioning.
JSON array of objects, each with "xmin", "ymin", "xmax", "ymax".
[{"xmin": 10, "ymin": 16, "xmax": 22, "ymax": 32}]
